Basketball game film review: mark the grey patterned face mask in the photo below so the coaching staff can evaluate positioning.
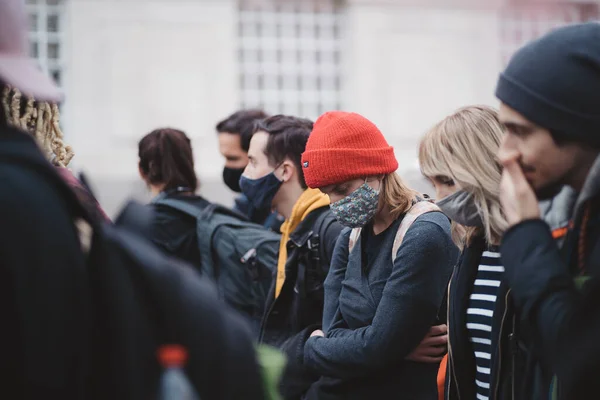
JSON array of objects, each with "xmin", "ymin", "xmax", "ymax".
[
  {"xmin": 330, "ymin": 182, "xmax": 380, "ymax": 228},
  {"xmin": 436, "ymin": 190, "xmax": 483, "ymax": 228}
]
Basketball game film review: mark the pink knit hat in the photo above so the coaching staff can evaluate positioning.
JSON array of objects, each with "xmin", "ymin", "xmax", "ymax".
[{"xmin": 0, "ymin": 0, "xmax": 62, "ymax": 101}]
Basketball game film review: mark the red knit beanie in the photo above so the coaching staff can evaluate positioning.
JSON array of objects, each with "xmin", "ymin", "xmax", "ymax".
[{"xmin": 302, "ymin": 111, "xmax": 398, "ymax": 188}]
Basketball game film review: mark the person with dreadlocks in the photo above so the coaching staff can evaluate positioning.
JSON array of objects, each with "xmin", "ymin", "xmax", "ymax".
[
  {"xmin": 0, "ymin": 0, "xmax": 93, "ymax": 397},
  {"xmin": 1, "ymin": 85, "xmax": 109, "ymax": 222}
]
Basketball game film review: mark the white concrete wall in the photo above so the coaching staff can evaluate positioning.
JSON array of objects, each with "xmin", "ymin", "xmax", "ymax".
[
  {"xmin": 63, "ymin": 0, "xmax": 239, "ymax": 216},
  {"xmin": 343, "ymin": 0, "xmax": 504, "ymax": 190},
  {"xmin": 60, "ymin": 0, "xmax": 510, "ymax": 214}
]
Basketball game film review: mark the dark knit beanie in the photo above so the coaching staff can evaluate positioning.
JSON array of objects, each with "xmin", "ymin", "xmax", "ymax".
[
  {"xmin": 301, "ymin": 111, "xmax": 398, "ymax": 188},
  {"xmin": 495, "ymin": 22, "xmax": 600, "ymax": 147}
]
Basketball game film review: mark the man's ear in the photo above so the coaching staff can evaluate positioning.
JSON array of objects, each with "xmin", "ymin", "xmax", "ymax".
[{"xmin": 279, "ymin": 159, "xmax": 296, "ymax": 183}]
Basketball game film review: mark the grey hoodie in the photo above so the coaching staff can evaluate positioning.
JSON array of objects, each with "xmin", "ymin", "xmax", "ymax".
[{"xmin": 539, "ymin": 154, "xmax": 600, "ymax": 243}]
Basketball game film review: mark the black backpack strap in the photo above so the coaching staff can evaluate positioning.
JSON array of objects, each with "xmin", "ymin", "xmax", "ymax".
[
  {"xmin": 313, "ymin": 209, "xmax": 337, "ymax": 269},
  {"xmin": 297, "ymin": 208, "xmax": 336, "ymax": 300}
]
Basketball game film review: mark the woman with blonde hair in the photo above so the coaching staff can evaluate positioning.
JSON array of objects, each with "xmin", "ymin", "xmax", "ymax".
[
  {"xmin": 419, "ymin": 105, "xmax": 519, "ymax": 400},
  {"xmin": 283, "ymin": 111, "xmax": 457, "ymax": 399}
]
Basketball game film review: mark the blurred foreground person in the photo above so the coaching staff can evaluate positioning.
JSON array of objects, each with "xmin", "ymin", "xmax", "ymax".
[
  {"xmin": 495, "ymin": 22, "xmax": 600, "ymax": 399},
  {"xmin": 0, "ymin": 0, "xmax": 90, "ymax": 396},
  {"xmin": 0, "ymin": 1, "xmax": 266, "ymax": 398},
  {"xmin": 282, "ymin": 111, "xmax": 457, "ymax": 399}
]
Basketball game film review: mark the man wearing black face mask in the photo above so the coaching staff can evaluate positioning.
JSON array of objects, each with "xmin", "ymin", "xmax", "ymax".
[
  {"xmin": 240, "ymin": 115, "xmax": 343, "ymax": 357},
  {"xmin": 216, "ymin": 109, "xmax": 283, "ymax": 232}
]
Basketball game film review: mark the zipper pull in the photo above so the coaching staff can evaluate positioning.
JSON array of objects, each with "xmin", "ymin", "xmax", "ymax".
[{"xmin": 508, "ymin": 332, "xmax": 518, "ymax": 355}]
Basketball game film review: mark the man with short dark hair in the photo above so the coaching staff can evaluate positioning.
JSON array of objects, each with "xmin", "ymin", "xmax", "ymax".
[
  {"xmin": 240, "ymin": 115, "xmax": 342, "ymax": 347},
  {"xmin": 216, "ymin": 109, "xmax": 283, "ymax": 230},
  {"xmin": 496, "ymin": 22, "xmax": 600, "ymax": 398}
]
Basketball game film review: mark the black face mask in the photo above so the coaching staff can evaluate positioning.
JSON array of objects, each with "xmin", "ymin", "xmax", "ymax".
[{"xmin": 223, "ymin": 167, "xmax": 245, "ymax": 193}]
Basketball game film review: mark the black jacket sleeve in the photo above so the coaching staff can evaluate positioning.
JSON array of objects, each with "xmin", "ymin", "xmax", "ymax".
[{"xmin": 501, "ymin": 219, "xmax": 600, "ymax": 397}]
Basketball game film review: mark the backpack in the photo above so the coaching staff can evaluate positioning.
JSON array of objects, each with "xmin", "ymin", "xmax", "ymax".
[
  {"xmin": 154, "ymin": 198, "xmax": 281, "ymax": 321},
  {"xmin": 297, "ymin": 207, "xmax": 339, "ymax": 301}
]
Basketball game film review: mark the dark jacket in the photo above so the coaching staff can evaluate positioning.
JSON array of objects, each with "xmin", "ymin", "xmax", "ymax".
[
  {"xmin": 146, "ymin": 193, "xmax": 211, "ymax": 272},
  {"xmin": 500, "ymin": 155, "xmax": 600, "ymax": 399},
  {"xmin": 300, "ymin": 212, "xmax": 457, "ymax": 399},
  {"xmin": 0, "ymin": 126, "xmax": 89, "ymax": 399},
  {"xmin": 446, "ymin": 237, "xmax": 522, "ymax": 400},
  {"xmin": 260, "ymin": 206, "xmax": 342, "ymax": 347}
]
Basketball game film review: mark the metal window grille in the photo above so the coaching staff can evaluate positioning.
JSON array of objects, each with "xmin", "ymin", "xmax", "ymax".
[
  {"xmin": 238, "ymin": 0, "xmax": 344, "ymax": 119},
  {"xmin": 500, "ymin": 1, "xmax": 599, "ymax": 65},
  {"xmin": 26, "ymin": 0, "xmax": 64, "ymax": 86}
]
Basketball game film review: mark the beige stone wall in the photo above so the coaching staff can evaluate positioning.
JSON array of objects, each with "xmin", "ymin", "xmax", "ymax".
[
  {"xmin": 63, "ymin": 0, "xmax": 239, "ymax": 216},
  {"xmin": 58, "ymin": 0, "xmax": 598, "ymax": 217}
]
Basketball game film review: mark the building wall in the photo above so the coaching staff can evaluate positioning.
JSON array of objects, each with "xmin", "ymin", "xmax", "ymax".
[
  {"xmin": 343, "ymin": 0, "xmax": 504, "ymax": 185},
  {"xmin": 64, "ymin": 0, "xmax": 239, "ymax": 215},
  {"xmin": 59, "ymin": 0, "xmax": 599, "ymax": 216}
]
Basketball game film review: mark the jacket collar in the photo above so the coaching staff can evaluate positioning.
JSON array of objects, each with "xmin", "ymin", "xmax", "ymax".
[
  {"xmin": 574, "ymin": 154, "xmax": 600, "ymax": 222},
  {"xmin": 539, "ymin": 185, "xmax": 577, "ymax": 232}
]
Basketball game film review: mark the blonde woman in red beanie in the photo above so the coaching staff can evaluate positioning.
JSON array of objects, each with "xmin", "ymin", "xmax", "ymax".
[{"xmin": 289, "ymin": 111, "xmax": 458, "ymax": 399}]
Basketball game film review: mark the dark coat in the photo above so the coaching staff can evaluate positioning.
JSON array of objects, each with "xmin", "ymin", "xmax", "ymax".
[
  {"xmin": 446, "ymin": 237, "xmax": 524, "ymax": 400},
  {"xmin": 500, "ymin": 156, "xmax": 600, "ymax": 399},
  {"xmin": 260, "ymin": 206, "xmax": 342, "ymax": 347},
  {"xmin": 0, "ymin": 126, "xmax": 89, "ymax": 399},
  {"xmin": 299, "ymin": 211, "xmax": 457, "ymax": 399}
]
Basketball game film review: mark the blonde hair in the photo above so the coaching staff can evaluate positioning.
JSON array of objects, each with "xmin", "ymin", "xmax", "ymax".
[
  {"xmin": 2, "ymin": 86, "xmax": 74, "ymax": 167},
  {"xmin": 380, "ymin": 172, "xmax": 420, "ymax": 220},
  {"xmin": 419, "ymin": 105, "xmax": 507, "ymax": 247}
]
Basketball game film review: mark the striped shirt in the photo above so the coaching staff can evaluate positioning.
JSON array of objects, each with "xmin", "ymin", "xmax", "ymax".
[{"xmin": 466, "ymin": 248, "xmax": 504, "ymax": 400}]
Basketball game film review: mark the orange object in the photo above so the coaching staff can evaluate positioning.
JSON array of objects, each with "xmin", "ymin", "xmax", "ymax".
[
  {"xmin": 552, "ymin": 226, "xmax": 569, "ymax": 239},
  {"xmin": 158, "ymin": 344, "xmax": 188, "ymax": 368},
  {"xmin": 437, "ymin": 354, "xmax": 448, "ymax": 400}
]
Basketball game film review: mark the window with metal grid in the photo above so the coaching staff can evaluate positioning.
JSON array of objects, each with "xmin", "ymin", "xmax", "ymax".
[
  {"xmin": 238, "ymin": 0, "xmax": 344, "ymax": 119},
  {"xmin": 500, "ymin": 1, "xmax": 599, "ymax": 65},
  {"xmin": 26, "ymin": 0, "xmax": 64, "ymax": 86}
]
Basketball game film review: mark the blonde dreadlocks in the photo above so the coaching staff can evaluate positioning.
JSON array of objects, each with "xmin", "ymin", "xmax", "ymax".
[{"xmin": 1, "ymin": 86, "xmax": 74, "ymax": 167}]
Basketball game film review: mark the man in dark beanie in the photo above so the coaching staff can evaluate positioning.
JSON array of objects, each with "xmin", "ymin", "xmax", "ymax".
[{"xmin": 496, "ymin": 22, "xmax": 600, "ymax": 399}]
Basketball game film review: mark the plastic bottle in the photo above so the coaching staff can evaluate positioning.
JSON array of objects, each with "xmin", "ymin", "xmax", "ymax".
[{"xmin": 157, "ymin": 344, "xmax": 200, "ymax": 400}]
